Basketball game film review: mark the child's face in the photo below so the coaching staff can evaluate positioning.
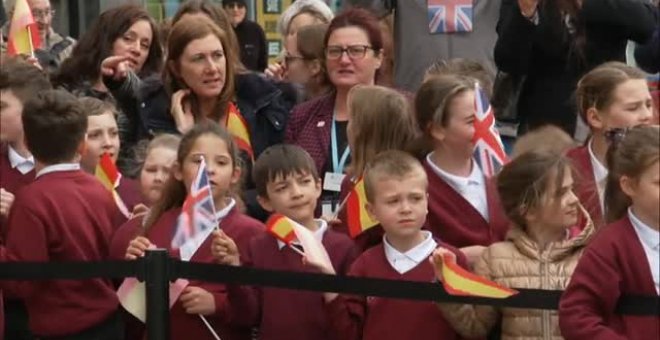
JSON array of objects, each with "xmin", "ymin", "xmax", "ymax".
[
  {"xmin": 139, "ymin": 146, "xmax": 177, "ymax": 206},
  {"xmin": 527, "ymin": 167, "xmax": 579, "ymax": 231},
  {"xmin": 590, "ymin": 79, "xmax": 654, "ymax": 132},
  {"xmin": 622, "ymin": 161, "xmax": 660, "ymax": 227},
  {"xmin": 432, "ymin": 90, "xmax": 476, "ymax": 155},
  {"xmin": 81, "ymin": 112, "xmax": 120, "ymax": 172},
  {"xmin": 0, "ymin": 90, "xmax": 24, "ymax": 144},
  {"xmin": 175, "ymin": 134, "xmax": 240, "ymax": 205},
  {"xmin": 259, "ymin": 171, "xmax": 322, "ymax": 225},
  {"xmin": 366, "ymin": 170, "xmax": 428, "ymax": 240}
]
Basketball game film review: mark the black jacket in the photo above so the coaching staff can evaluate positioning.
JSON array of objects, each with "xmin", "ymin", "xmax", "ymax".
[
  {"xmin": 634, "ymin": 3, "xmax": 660, "ymax": 74},
  {"xmin": 234, "ymin": 20, "xmax": 268, "ymax": 72},
  {"xmin": 495, "ymin": 0, "xmax": 655, "ymax": 135}
]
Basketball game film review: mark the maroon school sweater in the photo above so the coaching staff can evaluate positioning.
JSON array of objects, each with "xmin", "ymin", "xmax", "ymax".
[
  {"xmin": 559, "ymin": 216, "xmax": 660, "ymax": 340},
  {"xmin": 109, "ymin": 216, "xmax": 143, "ymax": 261},
  {"xmin": 227, "ymin": 228, "xmax": 359, "ymax": 340},
  {"xmin": 117, "ymin": 177, "xmax": 141, "ymax": 218},
  {"xmin": 145, "ymin": 206, "xmax": 264, "ymax": 340},
  {"xmin": 1, "ymin": 169, "xmax": 123, "ymax": 337},
  {"xmin": 423, "ymin": 161, "xmax": 509, "ymax": 248},
  {"xmin": 0, "ymin": 144, "xmax": 35, "ymax": 236},
  {"xmin": 326, "ymin": 241, "xmax": 466, "ymax": 340},
  {"xmin": 566, "ymin": 146, "xmax": 605, "ymax": 229}
]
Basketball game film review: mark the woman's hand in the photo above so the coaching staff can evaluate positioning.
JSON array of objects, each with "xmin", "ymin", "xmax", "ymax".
[
  {"xmin": 518, "ymin": 0, "xmax": 539, "ymax": 18},
  {"xmin": 429, "ymin": 247, "xmax": 457, "ymax": 282},
  {"xmin": 170, "ymin": 89, "xmax": 194, "ymax": 134},
  {"xmin": 101, "ymin": 55, "xmax": 131, "ymax": 80},
  {"xmin": 211, "ymin": 229, "xmax": 240, "ymax": 266},
  {"xmin": 264, "ymin": 61, "xmax": 287, "ymax": 82},
  {"xmin": 179, "ymin": 286, "xmax": 216, "ymax": 315},
  {"xmin": 125, "ymin": 236, "xmax": 153, "ymax": 260}
]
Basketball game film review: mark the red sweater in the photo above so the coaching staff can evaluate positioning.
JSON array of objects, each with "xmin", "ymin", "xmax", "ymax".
[
  {"xmin": 144, "ymin": 206, "xmax": 264, "ymax": 340},
  {"xmin": 0, "ymin": 144, "xmax": 35, "ymax": 237},
  {"xmin": 109, "ymin": 216, "xmax": 143, "ymax": 261},
  {"xmin": 423, "ymin": 161, "xmax": 509, "ymax": 248},
  {"xmin": 227, "ymin": 228, "xmax": 359, "ymax": 340},
  {"xmin": 559, "ymin": 216, "xmax": 660, "ymax": 340},
  {"xmin": 325, "ymin": 241, "xmax": 466, "ymax": 340},
  {"xmin": 566, "ymin": 146, "xmax": 605, "ymax": 229},
  {"xmin": 117, "ymin": 177, "xmax": 141, "ymax": 219},
  {"xmin": 0, "ymin": 169, "xmax": 123, "ymax": 337}
]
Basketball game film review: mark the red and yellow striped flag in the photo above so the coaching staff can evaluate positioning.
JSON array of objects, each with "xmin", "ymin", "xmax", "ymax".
[
  {"xmin": 95, "ymin": 153, "xmax": 130, "ymax": 218},
  {"xmin": 225, "ymin": 103, "xmax": 254, "ymax": 160},
  {"xmin": 441, "ymin": 254, "xmax": 518, "ymax": 298},
  {"xmin": 266, "ymin": 213, "xmax": 296, "ymax": 244},
  {"xmin": 7, "ymin": 0, "xmax": 41, "ymax": 56},
  {"xmin": 346, "ymin": 177, "xmax": 378, "ymax": 238}
]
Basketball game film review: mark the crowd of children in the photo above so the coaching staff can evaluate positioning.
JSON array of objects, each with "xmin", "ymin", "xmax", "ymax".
[{"xmin": 0, "ymin": 1, "xmax": 658, "ymax": 340}]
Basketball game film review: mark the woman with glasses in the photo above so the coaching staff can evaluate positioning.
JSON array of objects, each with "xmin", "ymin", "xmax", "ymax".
[
  {"xmin": 284, "ymin": 23, "xmax": 332, "ymax": 102},
  {"xmin": 285, "ymin": 8, "xmax": 385, "ymax": 218}
]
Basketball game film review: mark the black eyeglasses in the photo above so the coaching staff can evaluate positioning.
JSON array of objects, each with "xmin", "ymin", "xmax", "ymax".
[
  {"xmin": 223, "ymin": 3, "xmax": 245, "ymax": 9},
  {"xmin": 325, "ymin": 45, "xmax": 374, "ymax": 60}
]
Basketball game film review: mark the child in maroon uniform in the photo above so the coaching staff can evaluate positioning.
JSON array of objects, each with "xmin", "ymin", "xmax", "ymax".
[
  {"xmin": 0, "ymin": 90, "xmax": 124, "ymax": 339},
  {"xmin": 125, "ymin": 124, "xmax": 263, "ymax": 340},
  {"xmin": 212, "ymin": 144, "xmax": 358, "ymax": 340},
  {"xmin": 309, "ymin": 150, "xmax": 465, "ymax": 340},
  {"xmin": 0, "ymin": 56, "xmax": 52, "ymax": 340},
  {"xmin": 559, "ymin": 125, "xmax": 660, "ymax": 340},
  {"xmin": 415, "ymin": 75, "xmax": 509, "ymax": 261},
  {"xmin": 567, "ymin": 62, "xmax": 654, "ymax": 229},
  {"xmin": 78, "ymin": 97, "xmax": 141, "ymax": 219}
]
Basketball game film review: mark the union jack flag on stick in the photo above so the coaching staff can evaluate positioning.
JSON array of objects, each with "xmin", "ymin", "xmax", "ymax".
[
  {"xmin": 472, "ymin": 83, "xmax": 508, "ymax": 177},
  {"xmin": 171, "ymin": 157, "xmax": 218, "ymax": 252},
  {"xmin": 427, "ymin": 0, "xmax": 473, "ymax": 34}
]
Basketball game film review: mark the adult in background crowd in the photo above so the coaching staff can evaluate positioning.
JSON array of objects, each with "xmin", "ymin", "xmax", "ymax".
[
  {"xmin": 1, "ymin": 0, "xmax": 76, "ymax": 73},
  {"xmin": 223, "ymin": 0, "xmax": 267, "ymax": 72},
  {"xmin": 495, "ymin": 0, "xmax": 655, "ymax": 136},
  {"xmin": 285, "ymin": 24, "xmax": 333, "ymax": 102}
]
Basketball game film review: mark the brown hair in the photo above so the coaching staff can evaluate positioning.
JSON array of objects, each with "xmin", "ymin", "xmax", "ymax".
[
  {"xmin": 164, "ymin": 16, "xmax": 236, "ymax": 123},
  {"xmin": 363, "ymin": 150, "xmax": 427, "ymax": 203},
  {"xmin": 415, "ymin": 74, "xmax": 475, "ymax": 134},
  {"xmin": 78, "ymin": 97, "xmax": 118, "ymax": 117},
  {"xmin": 511, "ymin": 125, "xmax": 576, "ymax": 158},
  {"xmin": 53, "ymin": 4, "xmax": 163, "ymax": 89},
  {"xmin": 347, "ymin": 85, "xmax": 418, "ymax": 176},
  {"xmin": 22, "ymin": 90, "xmax": 87, "ymax": 164},
  {"xmin": 144, "ymin": 123, "xmax": 240, "ymax": 231},
  {"xmin": 604, "ymin": 125, "xmax": 660, "ymax": 223},
  {"xmin": 133, "ymin": 133, "xmax": 182, "ymax": 174},
  {"xmin": 424, "ymin": 58, "xmax": 493, "ymax": 97},
  {"xmin": 497, "ymin": 151, "xmax": 572, "ymax": 228},
  {"xmin": 324, "ymin": 8, "xmax": 383, "ymax": 54},
  {"xmin": 252, "ymin": 144, "xmax": 319, "ymax": 198},
  {"xmin": 0, "ymin": 57, "xmax": 52, "ymax": 104},
  {"xmin": 172, "ymin": 0, "xmax": 246, "ymax": 73},
  {"xmin": 576, "ymin": 62, "xmax": 647, "ymax": 123}
]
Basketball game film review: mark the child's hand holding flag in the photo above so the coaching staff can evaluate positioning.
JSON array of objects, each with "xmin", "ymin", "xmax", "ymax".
[{"xmin": 211, "ymin": 229, "xmax": 240, "ymax": 266}]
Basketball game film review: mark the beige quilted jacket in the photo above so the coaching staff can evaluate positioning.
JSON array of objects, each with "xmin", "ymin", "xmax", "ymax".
[{"xmin": 438, "ymin": 213, "xmax": 595, "ymax": 340}]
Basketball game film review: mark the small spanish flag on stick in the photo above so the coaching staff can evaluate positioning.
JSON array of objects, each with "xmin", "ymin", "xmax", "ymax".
[
  {"xmin": 441, "ymin": 254, "xmax": 517, "ymax": 298},
  {"xmin": 95, "ymin": 153, "xmax": 130, "ymax": 218},
  {"xmin": 346, "ymin": 177, "xmax": 378, "ymax": 238},
  {"xmin": 265, "ymin": 213, "xmax": 305, "ymax": 255},
  {"xmin": 225, "ymin": 103, "xmax": 254, "ymax": 160},
  {"xmin": 7, "ymin": 0, "xmax": 41, "ymax": 56}
]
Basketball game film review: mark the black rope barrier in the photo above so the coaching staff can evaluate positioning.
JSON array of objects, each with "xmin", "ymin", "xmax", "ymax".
[{"xmin": 1, "ymin": 249, "xmax": 659, "ymax": 339}]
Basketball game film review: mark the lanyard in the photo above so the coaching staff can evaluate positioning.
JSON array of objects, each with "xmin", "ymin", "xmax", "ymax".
[{"xmin": 331, "ymin": 114, "xmax": 350, "ymax": 173}]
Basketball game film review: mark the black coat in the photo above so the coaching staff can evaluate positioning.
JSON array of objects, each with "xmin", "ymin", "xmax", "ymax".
[
  {"xmin": 634, "ymin": 3, "xmax": 659, "ymax": 74},
  {"xmin": 495, "ymin": 0, "xmax": 655, "ymax": 135}
]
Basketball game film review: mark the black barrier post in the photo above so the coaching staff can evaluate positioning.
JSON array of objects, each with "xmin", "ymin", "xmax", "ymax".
[{"xmin": 144, "ymin": 249, "xmax": 170, "ymax": 340}]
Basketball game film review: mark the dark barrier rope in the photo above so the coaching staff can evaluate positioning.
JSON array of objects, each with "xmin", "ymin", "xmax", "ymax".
[{"xmin": 1, "ymin": 259, "xmax": 658, "ymax": 316}]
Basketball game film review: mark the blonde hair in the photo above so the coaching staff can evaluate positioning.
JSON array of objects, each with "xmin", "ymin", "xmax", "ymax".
[
  {"xmin": 512, "ymin": 125, "xmax": 576, "ymax": 158},
  {"xmin": 363, "ymin": 150, "xmax": 427, "ymax": 203},
  {"xmin": 347, "ymin": 85, "xmax": 418, "ymax": 177}
]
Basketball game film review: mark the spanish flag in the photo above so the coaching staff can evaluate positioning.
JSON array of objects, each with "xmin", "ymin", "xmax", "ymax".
[
  {"xmin": 225, "ymin": 103, "xmax": 254, "ymax": 160},
  {"xmin": 346, "ymin": 177, "xmax": 378, "ymax": 238},
  {"xmin": 266, "ymin": 213, "xmax": 296, "ymax": 244},
  {"xmin": 95, "ymin": 153, "xmax": 130, "ymax": 218},
  {"xmin": 7, "ymin": 0, "xmax": 41, "ymax": 56},
  {"xmin": 441, "ymin": 254, "xmax": 517, "ymax": 298}
]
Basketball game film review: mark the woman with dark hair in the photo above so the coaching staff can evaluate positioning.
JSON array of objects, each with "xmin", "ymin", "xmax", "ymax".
[
  {"xmin": 284, "ymin": 8, "xmax": 385, "ymax": 216},
  {"xmin": 495, "ymin": 0, "xmax": 655, "ymax": 136},
  {"xmin": 52, "ymin": 4, "xmax": 162, "ymax": 98}
]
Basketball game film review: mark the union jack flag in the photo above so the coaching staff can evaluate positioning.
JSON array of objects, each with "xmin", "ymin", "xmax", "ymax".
[
  {"xmin": 473, "ymin": 83, "xmax": 508, "ymax": 177},
  {"xmin": 428, "ymin": 0, "xmax": 473, "ymax": 34},
  {"xmin": 171, "ymin": 157, "xmax": 217, "ymax": 250}
]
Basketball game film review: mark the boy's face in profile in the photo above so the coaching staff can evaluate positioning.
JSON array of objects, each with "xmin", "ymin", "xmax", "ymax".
[
  {"xmin": 366, "ymin": 170, "xmax": 429, "ymax": 240},
  {"xmin": 0, "ymin": 90, "xmax": 24, "ymax": 144},
  {"xmin": 259, "ymin": 171, "xmax": 322, "ymax": 225}
]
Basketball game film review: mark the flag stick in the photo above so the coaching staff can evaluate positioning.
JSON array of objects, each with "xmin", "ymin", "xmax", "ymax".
[
  {"xmin": 329, "ymin": 187, "xmax": 354, "ymax": 221},
  {"xmin": 199, "ymin": 315, "xmax": 222, "ymax": 340},
  {"xmin": 288, "ymin": 244, "xmax": 306, "ymax": 257},
  {"xmin": 26, "ymin": 25, "xmax": 35, "ymax": 58}
]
